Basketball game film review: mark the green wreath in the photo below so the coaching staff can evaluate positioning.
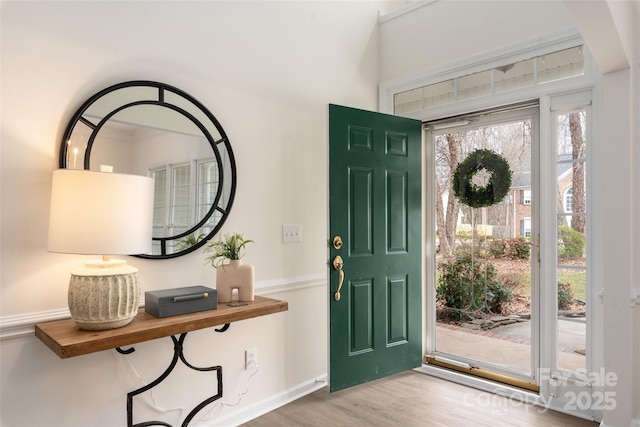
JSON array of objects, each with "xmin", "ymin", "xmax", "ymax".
[{"xmin": 453, "ymin": 149, "xmax": 512, "ymax": 208}]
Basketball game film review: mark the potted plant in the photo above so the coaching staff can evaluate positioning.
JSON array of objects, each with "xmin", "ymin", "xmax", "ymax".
[{"xmin": 205, "ymin": 233, "xmax": 255, "ymax": 303}]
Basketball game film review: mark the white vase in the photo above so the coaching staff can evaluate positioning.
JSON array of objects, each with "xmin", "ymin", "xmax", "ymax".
[{"xmin": 216, "ymin": 259, "xmax": 255, "ymax": 303}]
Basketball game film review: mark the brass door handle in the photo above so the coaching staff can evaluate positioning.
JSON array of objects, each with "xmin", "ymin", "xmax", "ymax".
[{"xmin": 333, "ymin": 255, "xmax": 344, "ymax": 301}]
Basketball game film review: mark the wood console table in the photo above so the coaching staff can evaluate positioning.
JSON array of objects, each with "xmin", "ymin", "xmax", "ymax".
[{"xmin": 34, "ymin": 295, "xmax": 288, "ymax": 426}]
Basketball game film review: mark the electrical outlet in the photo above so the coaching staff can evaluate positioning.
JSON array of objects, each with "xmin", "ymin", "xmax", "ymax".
[{"xmin": 245, "ymin": 347, "xmax": 258, "ymax": 370}]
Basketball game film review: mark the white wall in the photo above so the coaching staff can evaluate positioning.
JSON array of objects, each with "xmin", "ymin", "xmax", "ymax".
[
  {"xmin": 0, "ymin": 1, "xmax": 397, "ymax": 425},
  {"xmin": 379, "ymin": 0, "xmax": 574, "ymax": 82}
]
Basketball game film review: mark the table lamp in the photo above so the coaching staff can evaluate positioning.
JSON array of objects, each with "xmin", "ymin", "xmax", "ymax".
[{"xmin": 48, "ymin": 168, "xmax": 154, "ymax": 330}]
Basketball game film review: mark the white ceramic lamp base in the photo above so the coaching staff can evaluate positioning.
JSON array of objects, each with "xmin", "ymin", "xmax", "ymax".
[{"xmin": 68, "ymin": 259, "xmax": 140, "ymax": 330}]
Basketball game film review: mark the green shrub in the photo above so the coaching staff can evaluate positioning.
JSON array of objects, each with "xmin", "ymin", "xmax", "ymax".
[
  {"xmin": 455, "ymin": 239, "xmax": 491, "ymax": 259},
  {"xmin": 436, "ymin": 254, "xmax": 512, "ymax": 321},
  {"xmin": 486, "ymin": 280, "xmax": 513, "ymax": 313},
  {"xmin": 505, "ymin": 237, "xmax": 531, "ymax": 260},
  {"xmin": 558, "ymin": 225, "xmax": 585, "ymax": 260},
  {"xmin": 486, "ymin": 237, "xmax": 530, "ymax": 260},
  {"xmin": 488, "ymin": 239, "xmax": 507, "ymax": 258},
  {"xmin": 557, "ymin": 281, "xmax": 574, "ymax": 310}
]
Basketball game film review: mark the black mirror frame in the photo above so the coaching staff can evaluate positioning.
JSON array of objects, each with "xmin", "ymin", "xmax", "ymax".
[{"xmin": 59, "ymin": 80, "xmax": 237, "ymax": 259}]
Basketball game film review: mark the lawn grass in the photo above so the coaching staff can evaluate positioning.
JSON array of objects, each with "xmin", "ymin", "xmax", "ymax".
[
  {"xmin": 501, "ymin": 270, "xmax": 586, "ymax": 302},
  {"xmin": 558, "ymin": 270, "xmax": 586, "ymax": 301}
]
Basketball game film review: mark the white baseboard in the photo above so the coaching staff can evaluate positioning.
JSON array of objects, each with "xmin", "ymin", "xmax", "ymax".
[
  {"xmin": 599, "ymin": 420, "xmax": 640, "ymax": 427},
  {"xmin": 208, "ymin": 374, "xmax": 328, "ymax": 427}
]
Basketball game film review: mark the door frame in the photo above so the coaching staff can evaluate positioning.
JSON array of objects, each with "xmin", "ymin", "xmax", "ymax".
[{"xmin": 379, "ymin": 41, "xmax": 600, "ymax": 421}]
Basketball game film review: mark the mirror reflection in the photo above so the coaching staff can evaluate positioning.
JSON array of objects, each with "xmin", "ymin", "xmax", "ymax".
[{"xmin": 60, "ymin": 81, "xmax": 236, "ymax": 259}]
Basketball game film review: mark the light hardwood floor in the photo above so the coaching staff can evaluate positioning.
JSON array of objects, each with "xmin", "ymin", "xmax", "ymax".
[{"xmin": 241, "ymin": 371, "xmax": 598, "ymax": 427}]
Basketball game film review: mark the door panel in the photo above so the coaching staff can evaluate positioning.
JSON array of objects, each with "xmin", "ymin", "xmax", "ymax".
[
  {"xmin": 350, "ymin": 167, "xmax": 373, "ymax": 256},
  {"xmin": 387, "ymin": 171, "xmax": 408, "ymax": 252},
  {"xmin": 350, "ymin": 279, "xmax": 373, "ymax": 354},
  {"xmin": 388, "ymin": 276, "xmax": 408, "ymax": 344},
  {"xmin": 329, "ymin": 104, "xmax": 422, "ymax": 392}
]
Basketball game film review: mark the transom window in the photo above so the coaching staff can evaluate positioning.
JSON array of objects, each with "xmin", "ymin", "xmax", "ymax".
[{"xmin": 394, "ymin": 45, "xmax": 584, "ymax": 114}]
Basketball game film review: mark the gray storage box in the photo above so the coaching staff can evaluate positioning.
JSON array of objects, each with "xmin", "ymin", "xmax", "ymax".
[{"xmin": 145, "ymin": 286, "xmax": 217, "ymax": 318}]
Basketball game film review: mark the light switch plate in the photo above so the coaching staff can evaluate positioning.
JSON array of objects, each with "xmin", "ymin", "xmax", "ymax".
[{"xmin": 282, "ymin": 224, "xmax": 302, "ymax": 243}]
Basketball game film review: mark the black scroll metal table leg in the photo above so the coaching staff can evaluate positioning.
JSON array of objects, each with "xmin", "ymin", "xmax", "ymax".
[
  {"xmin": 125, "ymin": 333, "xmax": 223, "ymax": 427},
  {"xmin": 214, "ymin": 323, "xmax": 230, "ymax": 333},
  {"xmin": 181, "ymin": 366, "xmax": 223, "ymax": 426},
  {"xmin": 116, "ymin": 346, "xmax": 136, "ymax": 355}
]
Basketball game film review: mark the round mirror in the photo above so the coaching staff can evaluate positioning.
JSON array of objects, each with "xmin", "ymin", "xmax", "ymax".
[{"xmin": 60, "ymin": 81, "xmax": 237, "ymax": 259}]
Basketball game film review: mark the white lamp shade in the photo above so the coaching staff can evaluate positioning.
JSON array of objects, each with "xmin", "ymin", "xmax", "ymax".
[{"xmin": 48, "ymin": 169, "xmax": 154, "ymax": 255}]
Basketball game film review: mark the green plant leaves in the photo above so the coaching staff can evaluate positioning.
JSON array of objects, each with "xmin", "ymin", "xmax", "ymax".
[{"xmin": 204, "ymin": 232, "xmax": 254, "ymax": 269}]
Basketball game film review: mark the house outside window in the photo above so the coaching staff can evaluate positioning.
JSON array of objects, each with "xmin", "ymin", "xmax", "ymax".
[
  {"xmin": 520, "ymin": 217, "xmax": 532, "ymax": 237},
  {"xmin": 564, "ymin": 188, "xmax": 573, "ymax": 212}
]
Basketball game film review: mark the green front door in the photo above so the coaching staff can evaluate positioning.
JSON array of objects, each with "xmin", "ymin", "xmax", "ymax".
[{"xmin": 328, "ymin": 104, "xmax": 422, "ymax": 392}]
